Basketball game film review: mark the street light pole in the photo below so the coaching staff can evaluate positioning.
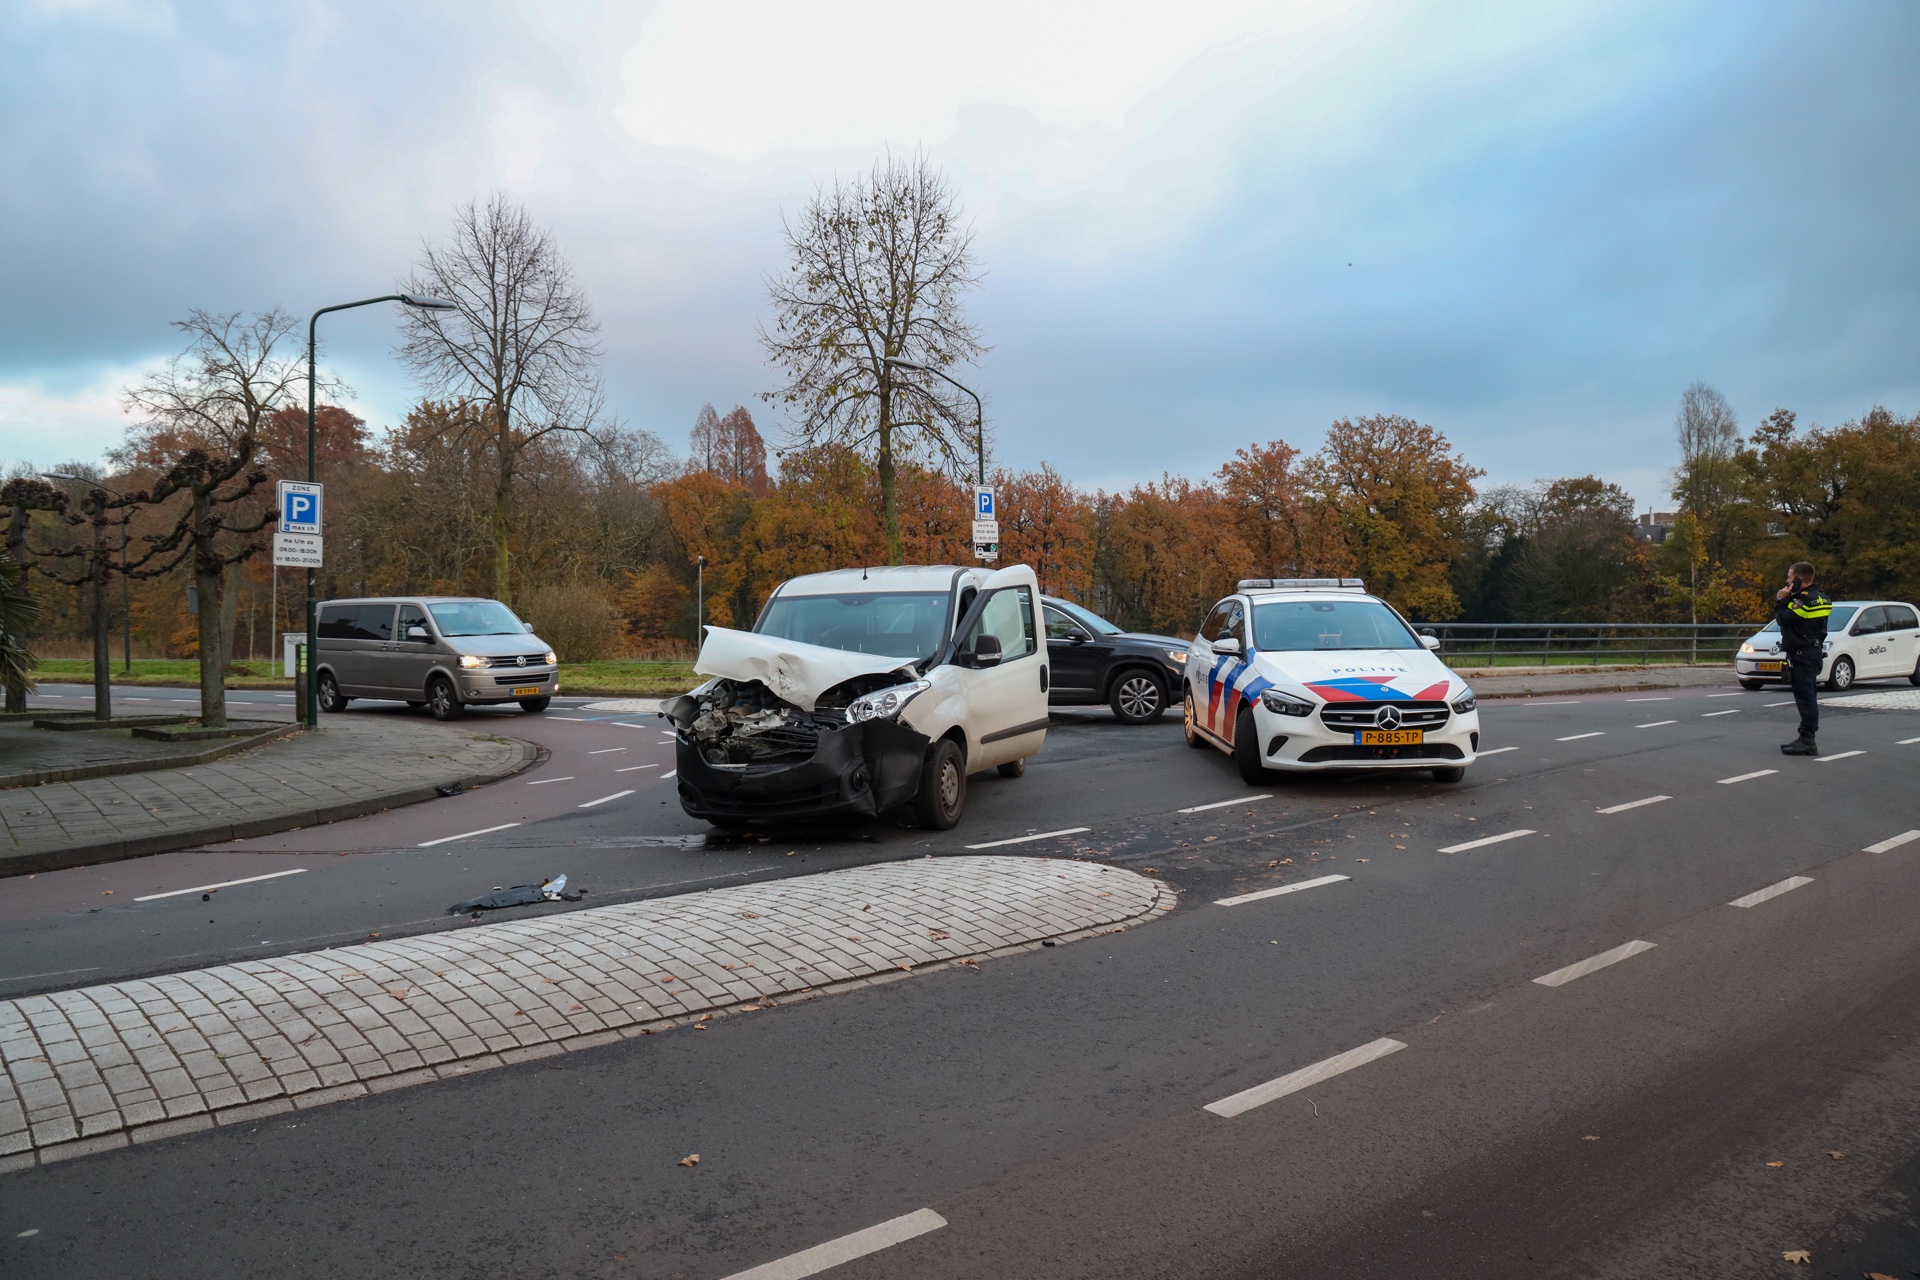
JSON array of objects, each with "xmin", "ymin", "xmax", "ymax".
[
  {"xmin": 47, "ymin": 474, "xmax": 132, "ymax": 675},
  {"xmin": 302, "ymin": 293, "xmax": 454, "ymax": 728},
  {"xmin": 881, "ymin": 356, "xmax": 985, "ymax": 485},
  {"xmin": 695, "ymin": 555, "xmax": 705, "ymax": 647}
]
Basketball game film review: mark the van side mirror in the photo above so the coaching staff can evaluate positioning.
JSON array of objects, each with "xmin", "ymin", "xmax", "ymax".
[
  {"xmin": 973, "ymin": 634, "xmax": 1004, "ymax": 668},
  {"xmin": 406, "ymin": 625, "xmax": 430, "ymax": 642},
  {"xmin": 523, "ymin": 621, "xmax": 536, "ymax": 633},
  {"xmin": 1212, "ymin": 637, "xmax": 1242, "ymax": 656}
]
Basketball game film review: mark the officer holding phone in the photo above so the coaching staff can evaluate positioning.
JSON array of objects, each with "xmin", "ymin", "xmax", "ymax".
[{"xmin": 1773, "ymin": 560, "xmax": 1831, "ymax": 756}]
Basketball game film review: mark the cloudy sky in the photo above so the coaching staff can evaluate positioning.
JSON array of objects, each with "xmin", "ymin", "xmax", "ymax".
[{"xmin": 2, "ymin": 0, "xmax": 1915, "ymax": 509}]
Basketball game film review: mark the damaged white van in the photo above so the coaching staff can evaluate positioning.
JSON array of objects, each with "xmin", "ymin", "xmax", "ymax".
[{"xmin": 661, "ymin": 565, "xmax": 1050, "ymax": 830}]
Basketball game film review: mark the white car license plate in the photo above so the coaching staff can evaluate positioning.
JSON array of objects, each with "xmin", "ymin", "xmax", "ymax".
[{"xmin": 1755, "ymin": 662, "xmax": 1783, "ymax": 674}]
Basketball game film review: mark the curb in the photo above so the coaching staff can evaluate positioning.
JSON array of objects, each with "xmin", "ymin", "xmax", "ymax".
[
  {"xmin": 0, "ymin": 721, "xmax": 302, "ymax": 790},
  {"xmin": 0, "ymin": 736, "xmax": 547, "ymax": 879}
]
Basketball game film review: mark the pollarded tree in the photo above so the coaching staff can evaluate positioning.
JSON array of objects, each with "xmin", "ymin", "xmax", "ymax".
[
  {"xmin": 761, "ymin": 153, "xmax": 986, "ymax": 565},
  {"xmin": 399, "ymin": 194, "xmax": 605, "ymax": 605}
]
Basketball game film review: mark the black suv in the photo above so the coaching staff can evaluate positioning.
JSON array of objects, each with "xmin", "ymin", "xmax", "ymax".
[{"xmin": 1042, "ymin": 596, "xmax": 1190, "ymax": 724}]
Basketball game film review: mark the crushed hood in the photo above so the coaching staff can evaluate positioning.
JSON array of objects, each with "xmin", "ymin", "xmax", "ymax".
[{"xmin": 693, "ymin": 628, "xmax": 917, "ymax": 711}]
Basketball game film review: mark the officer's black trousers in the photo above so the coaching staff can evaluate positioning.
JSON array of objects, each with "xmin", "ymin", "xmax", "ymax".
[{"xmin": 1788, "ymin": 649, "xmax": 1820, "ymax": 737}]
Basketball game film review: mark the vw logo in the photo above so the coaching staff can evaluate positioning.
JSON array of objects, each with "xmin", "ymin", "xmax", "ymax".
[
  {"xmin": 515, "ymin": 655, "xmax": 527, "ymax": 667},
  {"xmin": 1373, "ymin": 706, "xmax": 1402, "ymax": 730}
]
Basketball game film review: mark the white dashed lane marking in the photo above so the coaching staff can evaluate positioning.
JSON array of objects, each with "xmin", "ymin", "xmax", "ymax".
[
  {"xmin": 1533, "ymin": 940, "xmax": 1656, "ymax": 987},
  {"xmin": 1717, "ymin": 769, "xmax": 1778, "ymax": 784},
  {"xmin": 1765, "ymin": 701, "xmax": 1795, "ymax": 707},
  {"xmin": 1556, "ymin": 732, "xmax": 1604, "ymax": 741},
  {"xmin": 1636, "ymin": 720, "xmax": 1677, "ymax": 728},
  {"xmin": 1864, "ymin": 830, "xmax": 1920, "ymax": 853},
  {"xmin": 662, "ymin": 770, "xmax": 677, "ymax": 779},
  {"xmin": 526, "ymin": 776, "xmax": 574, "ymax": 785},
  {"xmin": 1729, "ymin": 876, "xmax": 1814, "ymax": 908},
  {"xmin": 1597, "ymin": 795, "xmax": 1669, "ymax": 814},
  {"xmin": 1898, "ymin": 737, "xmax": 1920, "ymax": 746},
  {"xmin": 1477, "ymin": 746, "xmax": 1517, "ymax": 756},
  {"xmin": 1626, "ymin": 697, "xmax": 1671, "ymax": 702},
  {"xmin": 1439, "ymin": 828, "xmax": 1535, "ymax": 853},
  {"xmin": 417, "ymin": 823, "xmax": 522, "ymax": 847},
  {"xmin": 578, "ymin": 790, "xmax": 636, "ymax": 809},
  {"xmin": 1702, "ymin": 709, "xmax": 1740, "ymax": 718},
  {"xmin": 965, "ymin": 827, "xmax": 1092, "ymax": 849},
  {"xmin": 1215, "ymin": 874, "xmax": 1348, "ymax": 907},
  {"xmin": 1818, "ymin": 751, "xmax": 1866, "ymax": 763},
  {"xmin": 133, "ymin": 868, "xmax": 309, "ymax": 903},
  {"xmin": 615, "ymin": 764, "xmax": 659, "ymax": 773},
  {"xmin": 1704, "ymin": 692, "xmax": 1742, "ymax": 698},
  {"xmin": 720, "ymin": 1209, "xmax": 948, "ymax": 1280},
  {"xmin": 1178, "ymin": 794, "xmax": 1272, "ymax": 814},
  {"xmin": 588, "ymin": 747, "xmax": 626, "ymax": 755},
  {"xmin": 1204, "ymin": 1037, "xmax": 1407, "ymax": 1118}
]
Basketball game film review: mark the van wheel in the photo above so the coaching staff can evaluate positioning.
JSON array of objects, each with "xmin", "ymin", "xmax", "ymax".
[
  {"xmin": 997, "ymin": 758, "xmax": 1025, "ymax": 778},
  {"xmin": 914, "ymin": 739, "xmax": 967, "ymax": 830},
  {"xmin": 317, "ymin": 673, "xmax": 348, "ymax": 714},
  {"xmin": 1825, "ymin": 655, "xmax": 1854, "ymax": 692},
  {"xmin": 1738, "ymin": 679, "xmax": 1764, "ymax": 691},
  {"xmin": 1431, "ymin": 766, "xmax": 1466, "ymax": 783},
  {"xmin": 428, "ymin": 677, "xmax": 465, "ymax": 721},
  {"xmin": 1232, "ymin": 706, "xmax": 1269, "ymax": 784},
  {"xmin": 1110, "ymin": 671, "xmax": 1165, "ymax": 723},
  {"xmin": 518, "ymin": 697, "xmax": 551, "ymax": 713},
  {"xmin": 1183, "ymin": 691, "xmax": 1208, "ymax": 749}
]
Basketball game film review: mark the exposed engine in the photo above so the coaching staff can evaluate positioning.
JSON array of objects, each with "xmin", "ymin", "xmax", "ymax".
[{"xmin": 670, "ymin": 673, "xmax": 910, "ymax": 766}]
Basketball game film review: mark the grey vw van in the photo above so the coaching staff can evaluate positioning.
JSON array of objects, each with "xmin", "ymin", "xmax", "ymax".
[{"xmin": 314, "ymin": 597, "xmax": 558, "ymax": 719}]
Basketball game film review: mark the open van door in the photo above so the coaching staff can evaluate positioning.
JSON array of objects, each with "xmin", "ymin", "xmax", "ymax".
[{"xmin": 952, "ymin": 564, "xmax": 1050, "ymax": 770}]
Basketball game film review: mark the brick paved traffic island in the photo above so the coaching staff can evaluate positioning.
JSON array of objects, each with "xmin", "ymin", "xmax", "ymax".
[{"xmin": 0, "ymin": 856, "xmax": 1170, "ymax": 1169}]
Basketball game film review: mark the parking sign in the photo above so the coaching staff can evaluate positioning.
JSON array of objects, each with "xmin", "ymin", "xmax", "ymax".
[
  {"xmin": 277, "ymin": 481, "xmax": 323, "ymax": 534},
  {"xmin": 974, "ymin": 486, "xmax": 995, "ymax": 519}
]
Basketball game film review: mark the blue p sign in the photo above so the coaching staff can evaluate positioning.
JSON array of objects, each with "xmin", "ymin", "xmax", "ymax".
[
  {"xmin": 285, "ymin": 492, "xmax": 316, "ymax": 525},
  {"xmin": 975, "ymin": 487, "xmax": 995, "ymax": 518},
  {"xmin": 278, "ymin": 480, "xmax": 323, "ymax": 533}
]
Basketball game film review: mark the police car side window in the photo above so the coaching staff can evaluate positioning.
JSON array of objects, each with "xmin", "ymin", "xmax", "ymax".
[
  {"xmin": 1201, "ymin": 602, "xmax": 1234, "ymax": 643},
  {"xmin": 1225, "ymin": 601, "xmax": 1248, "ymax": 647}
]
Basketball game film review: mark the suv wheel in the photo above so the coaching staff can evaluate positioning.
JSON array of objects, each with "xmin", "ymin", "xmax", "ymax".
[
  {"xmin": 1109, "ymin": 671, "xmax": 1165, "ymax": 724},
  {"xmin": 518, "ymin": 696, "xmax": 551, "ymax": 713},
  {"xmin": 1232, "ymin": 705, "xmax": 1269, "ymax": 784},
  {"xmin": 317, "ymin": 672, "xmax": 348, "ymax": 714},
  {"xmin": 1825, "ymin": 655, "xmax": 1855, "ymax": 692},
  {"xmin": 428, "ymin": 676, "xmax": 466, "ymax": 721},
  {"xmin": 1183, "ymin": 691, "xmax": 1208, "ymax": 749},
  {"xmin": 913, "ymin": 739, "xmax": 967, "ymax": 830}
]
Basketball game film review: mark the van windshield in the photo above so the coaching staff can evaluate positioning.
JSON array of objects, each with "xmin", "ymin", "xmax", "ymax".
[
  {"xmin": 428, "ymin": 601, "xmax": 526, "ymax": 637},
  {"xmin": 757, "ymin": 592, "xmax": 949, "ymax": 660}
]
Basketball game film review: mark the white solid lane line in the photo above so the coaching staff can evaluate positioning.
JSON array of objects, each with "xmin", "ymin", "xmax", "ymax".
[
  {"xmin": 134, "ymin": 868, "xmax": 308, "ymax": 903},
  {"xmin": 578, "ymin": 789, "xmax": 636, "ymax": 808},
  {"xmin": 719, "ymin": 1209, "xmax": 947, "ymax": 1280},
  {"xmin": 1179, "ymin": 794, "xmax": 1272, "ymax": 814},
  {"xmin": 587, "ymin": 747, "xmax": 626, "ymax": 755},
  {"xmin": 1626, "ymin": 697, "xmax": 1671, "ymax": 702},
  {"xmin": 1864, "ymin": 830, "xmax": 1920, "ymax": 853},
  {"xmin": 1597, "ymin": 795, "xmax": 1670, "ymax": 814},
  {"xmin": 1477, "ymin": 746, "xmax": 1517, "ymax": 756},
  {"xmin": 1729, "ymin": 876, "xmax": 1814, "ymax": 909},
  {"xmin": 615, "ymin": 764, "xmax": 660, "ymax": 772},
  {"xmin": 964, "ymin": 826, "xmax": 1092, "ymax": 849},
  {"xmin": 1717, "ymin": 769, "xmax": 1778, "ymax": 784},
  {"xmin": 1636, "ymin": 720, "xmax": 1678, "ymax": 728},
  {"xmin": 526, "ymin": 776, "xmax": 575, "ymax": 785},
  {"xmin": 1439, "ymin": 828, "xmax": 1535, "ymax": 853},
  {"xmin": 1215, "ymin": 874, "xmax": 1348, "ymax": 906},
  {"xmin": 1204, "ymin": 1037, "xmax": 1407, "ymax": 1118},
  {"xmin": 418, "ymin": 823, "xmax": 522, "ymax": 847},
  {"xmin": 1818, "ymin": 750, "xmax": 1866, "ymax": 763},
  {"xmin": 1701, "ymin": 709, "xmax": 1740, "ymax": 717},
  {"xmin": 1556, "ymin": 732, "xmax": 1604, "ymax": 741},
  {"xmin": 1532, "ymin": 939, "xmax": 1656, "ymax": 987}
]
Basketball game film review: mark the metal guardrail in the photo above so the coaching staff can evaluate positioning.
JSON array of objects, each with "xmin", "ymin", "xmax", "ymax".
[{"xmin": 1419, "ymin": 621, "xmax": 1762, "ymax": 667}]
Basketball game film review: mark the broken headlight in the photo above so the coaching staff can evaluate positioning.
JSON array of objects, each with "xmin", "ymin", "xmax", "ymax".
[{"xmin": 844, "ymin": 679, "xmax": 932, "ymax": 723}]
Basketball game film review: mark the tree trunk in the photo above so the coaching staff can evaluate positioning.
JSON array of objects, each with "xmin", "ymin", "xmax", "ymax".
[
  {"xmin": 91, "ymin": 532, "xmax": 111, "ymax": 722},
  {"xmin": 493, "ymin": 404, "xmax": 514, "ymax": 604},
  {"xmin": 877, "ymin": 406, "xmax": 900, "ymax": 566},
  {"xmin": 192, "ymin": 491, "xmax": 229, "ymax": 729}
]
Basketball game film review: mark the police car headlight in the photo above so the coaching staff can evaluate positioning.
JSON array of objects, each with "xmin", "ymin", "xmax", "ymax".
[
  {"xmin": 458, "ymin": 654, "xmax": 487, "ymax": 669},
  {"xmin": 1451, "ymin": 691, "xmax": 1477, "ymax": 714},
  {"xmin": 1260, "ymin": 690, "xmax": 1315, "ymax": 718},
  {"xmin": 845, "ymin": 680, "xmax": 932, "ymax": 723}
]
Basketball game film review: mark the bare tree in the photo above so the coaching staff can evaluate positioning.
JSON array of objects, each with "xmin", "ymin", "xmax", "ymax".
[
  {"xmin": 762, "ymin": 153, "xmax": 986, "ymax": 564},
  {"xmin": 399, "ymin": 194, "xmax": 604, "ymax": 604},
  {"xmin": 1670, "ymin": 381, "xmax": 1742, "ymax": 628},
  {"xmin": 688, "ymin": 404, "xmax": 769, "ymax": 494}
]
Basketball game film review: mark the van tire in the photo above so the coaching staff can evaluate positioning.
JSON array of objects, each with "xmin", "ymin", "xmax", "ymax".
[
  {"xmin": 428, "ymin": 677, "xmax": 465, "ymax": 721},
  {"xmin": 997, "ymin": 758, "xmax": 1025, "ymax": 778},
  {"xmin": 317, "ymin": 673, "xmax": 348, "ymax": 714},
  {"xmin": 1738, "ymin": 679, "xmax": 1764, "ymax": 690},
  {"xmin": 914, "ymin": 739, "xmax": 967, "ymax": 830},
  {"xmin": 519, "ymin": 697, "xmax": 551, "ymax": 713},
  {"xmin": 1233, "ymin": 706, "xmax": 1269, "ymax": 784}
]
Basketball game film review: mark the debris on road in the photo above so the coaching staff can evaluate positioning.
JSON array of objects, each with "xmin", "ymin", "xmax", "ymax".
[
  {"xmin": 678, "ymin": 1153, "xmax": 700, "ymax": 1167},
  {"xmin": 448, "ymin": 873, "xmax": 580, "ymax": 915}
]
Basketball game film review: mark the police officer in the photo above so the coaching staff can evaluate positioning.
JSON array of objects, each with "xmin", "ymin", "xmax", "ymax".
[{"xmin": 1773, "ymin": 560, "xmax": 1832, "ymax": 756}]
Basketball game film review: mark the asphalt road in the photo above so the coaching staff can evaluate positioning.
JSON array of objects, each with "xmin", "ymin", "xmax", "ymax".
[{"xmin": 5, "ymin": 679, "xmax": 1920, "ymax": 1278}]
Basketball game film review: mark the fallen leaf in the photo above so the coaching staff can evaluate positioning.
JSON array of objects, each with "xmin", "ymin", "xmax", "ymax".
[
  {"xmin": 1766, "ymin": 1160, "xmax": 1785, "ymax": 1168},
  {"xmin": 1582, "ymin": 1135, "xmax": 1599, "ymax": 1141},
  {"xmin": 1781, "ymin": 1250, "xmax": 1810, "ymax": 1264},
  {"xmin": 1865, "ymin": 1272, "xmax": 1896, "ymax": 1280},
  {"xmin": 678, "ymin": 1153, "xmax": 700, "ymax": 1167},
  {"xmin": 1827, "ymin": 1150, "xmax": 1845, "ymax": 1160},
  {"xmin": 1355, "ymin": 858, "xmax": 1370, "ymax": 863}
]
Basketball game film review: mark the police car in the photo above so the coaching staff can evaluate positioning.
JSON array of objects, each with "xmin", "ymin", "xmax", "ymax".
[
  {"xmin": 1733, "ymin": 600, "xmax": 1920, "ymax": 691},
  {"xmin": 1182, "ymin": 579, "xmax": 1481, "ymax": 783}
]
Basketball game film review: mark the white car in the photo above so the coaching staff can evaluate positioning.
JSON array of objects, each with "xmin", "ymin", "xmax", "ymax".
[
  {"xmin": 662, "ymin": 564, "xmax": 1050, "ymax": 830},
  {"xmin": 1734, "ymin": 599, "xmax": 1920, "ymax": 691},
  {"xmin": 1182, "ymin": 579, "xmax": 1481, "ymax": 783}
]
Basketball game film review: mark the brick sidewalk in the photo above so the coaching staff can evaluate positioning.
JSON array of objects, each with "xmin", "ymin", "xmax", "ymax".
[
  {"xmin": 0, "ymin": 718, "xmax": 537, "ymax": 876},
  {"xmin": 0, "ymin": 856, "xmax": 1169, "ymax": 1169}
]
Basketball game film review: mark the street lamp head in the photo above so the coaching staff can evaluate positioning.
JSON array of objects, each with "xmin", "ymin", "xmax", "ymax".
[
  {"xmin": 881, "ymin": 356, "xmax": 926, "ymax": 371},
  {"xmin": 400, "ymin": 294, "xmax": 458, "ymax": 311}
]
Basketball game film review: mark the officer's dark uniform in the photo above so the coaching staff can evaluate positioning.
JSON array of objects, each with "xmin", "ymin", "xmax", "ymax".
[{"xmin": 1772, "ymin": 582, "xmax": 1832, "ymax": 750}]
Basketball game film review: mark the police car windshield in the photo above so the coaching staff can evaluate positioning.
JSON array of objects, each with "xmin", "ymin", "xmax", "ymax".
[
  {"xmin": 428, "ymin": 601, "xmax": 526, "ymax": 637},
  {"xmin": 1252, "ymin": 599, "xmax": 1420, "ymax": 651},
  {"xmin": 757, "ymin": 592, "xmax": 949, "ymax": 660},
  {"xmin": 1759, "ymin": 605, "xmax": 1856, "ymax": 633}
]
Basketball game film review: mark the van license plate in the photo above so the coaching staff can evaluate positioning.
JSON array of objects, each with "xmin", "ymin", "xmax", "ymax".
[
  {"xmin": 511, "ymin": 685, "xmax": 541, "ymax": 697},
  {"xmin": 1755, "ymin": 662, "xmax": 1783, "ymax": 674},
  {"xmin": 1356, "ymin": 729, "xmax": 1424, "ymax": 746}
]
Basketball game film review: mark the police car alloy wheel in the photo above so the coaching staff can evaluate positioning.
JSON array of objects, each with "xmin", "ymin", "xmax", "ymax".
[{"xmin": 1184, "ymin": 690, "xmax": 1208, "ymax": 748}]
